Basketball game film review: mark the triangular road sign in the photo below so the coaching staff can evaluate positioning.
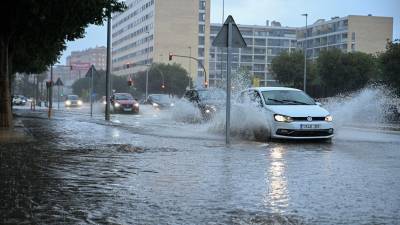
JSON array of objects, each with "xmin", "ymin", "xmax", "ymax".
[
  {"xmin": 212, "ymin": 15, "xmax": 247, "ymax": 48},
  {"xmin": 85, "ymin": 65, "xmax": 98, "ymax": 78},
  {"xmin": 55, "ymin": 78, "xmax": 63, "ymax": 86}
]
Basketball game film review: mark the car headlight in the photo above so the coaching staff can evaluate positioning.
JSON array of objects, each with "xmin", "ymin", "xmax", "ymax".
[
  {"xmin": 134, "ymin": 103, "xmax": 139, "ymax": 107},
  {"xmin": 170, "ymin": 103, "xmax": 175, "ymax": 107},
  {"xmin": 274, "ymin": 114, "xmax": 293, "ymax": 123},
  {"xmin": 115, "ymin": 102, "xmax": 120, "ymax": 107},
  {"xmin": 65, "ymin": 100, "xmax": 71, "ymax": 106},
  {"xmin": 77, "ymin": 100, "xmax": 83, "ymax": 105},
  {"xmin": 206, "ymin": 105, "xmax": 217, "ymax": 112},
  {"xmin": 103, "ymin": 101, "xmax": 106, "ymax": 105},
  {"xmin": 325, "ymin": 115, "xmax": 333, "ymax": 122},
  {"xmin": 152, "ymin": 103, "xmax": 159, "ymax": 107}
]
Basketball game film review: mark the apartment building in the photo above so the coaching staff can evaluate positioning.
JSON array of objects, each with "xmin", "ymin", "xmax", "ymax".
[
  {"xmin": 209, "ymin": 22, "xmax": 297, "ymax": 87},
  {"xmin": 66, "ymin": 46, "xmax": 107, "ymax": 71},
  {"xmin": 111, "ymin": 0, "xmax": 210, "ymax": 87},
  {"xmin": 297, "ymin": 15, "xmax": 393, "ymax": 59}
]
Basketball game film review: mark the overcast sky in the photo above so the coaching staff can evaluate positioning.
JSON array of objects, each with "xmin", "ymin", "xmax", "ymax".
[{"xmin": 59, "ymin": 0, "xmax": 400, "ymax": 64}]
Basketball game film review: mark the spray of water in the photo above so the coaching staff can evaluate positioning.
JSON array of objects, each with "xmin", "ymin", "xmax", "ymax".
[{"xmin": 322, "ymin": 85, "xmax": 399, "ymax": 129}]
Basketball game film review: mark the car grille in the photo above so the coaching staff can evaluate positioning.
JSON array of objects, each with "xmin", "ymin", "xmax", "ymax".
[
  {"xmin": 122, "ymin": 104, "xmax": 132, "ymax": 108},
  {"xmin": 276, "ymin": 129, "xmax": 333, "ymax": 137},
  {"xmin": 292, "ymin": 117, "xmax": 325, "ymax": 121}
]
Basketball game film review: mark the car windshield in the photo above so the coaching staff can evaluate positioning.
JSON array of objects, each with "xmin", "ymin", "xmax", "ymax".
[
  {"xmin": 151, "ymin": 94, "xmax": 172, "ymax": 103},
  {"xmin": 262, "ymin": 90, "xmax": 315, "ymax": 105},
  {"xmin": 115, "ymin": 94, "xmax": 133, "ymax": 100},
  {"xmin": 197, "ymin": 90, "xmax": 225, "ymax": 101},
  {"xmin": 68, "ymin": 95, "xmax": 78, "ymax": 100}
]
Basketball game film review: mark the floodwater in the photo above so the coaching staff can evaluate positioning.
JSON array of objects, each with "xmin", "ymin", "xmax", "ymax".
[{"xmin": 1, "ymin": 88, "xmax": 400, "ymax": 225}]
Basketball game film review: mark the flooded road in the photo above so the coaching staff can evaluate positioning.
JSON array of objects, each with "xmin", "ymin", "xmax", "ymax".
[{"xmin": 1, "ymin": 105, "xmax": 400, "ymax": 225}]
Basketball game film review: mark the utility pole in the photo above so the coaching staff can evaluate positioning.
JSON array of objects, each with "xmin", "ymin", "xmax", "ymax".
[
  {"xmin": 105, "ymin": 12, "xmax": 111, "ymax": 121},
  {"xmin": 145, "ymin": 31, "xmax": 151, "ymax": 100},
  {"xmin": 188, "ymin": 46, "xmax": 192, "ymax": 88},
  {"xmin": 48, "ymin": 65, "xmax": 53, "ymax": 119},
  {"xmin": 302, "ymin": 13, "xmax": 308, "ymax": 92}
]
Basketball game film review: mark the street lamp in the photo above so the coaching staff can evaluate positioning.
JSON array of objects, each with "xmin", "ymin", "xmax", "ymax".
[
  {"xmin": 301, "ymin": 13, "xmax": 308, "ymax": 92},
  {"xmin": 145, "ymin": 31, "xmax": 151, "ymax": 100},
  {"xmin": 188, "ymin": 46, "xmax": 192, "ymax": 88}
]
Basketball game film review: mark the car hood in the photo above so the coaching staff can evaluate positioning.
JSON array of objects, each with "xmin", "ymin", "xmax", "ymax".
[
  {"xmin": 199, "ymin": 99, "xmax": 225, "ymax": 107},
  {"xmin": 266, "ymin": 105, "xmax": 330, "ymax": 117},
  {"xmin": 116, "ymin": 100, "xmax": 136, "ymax": 104}
]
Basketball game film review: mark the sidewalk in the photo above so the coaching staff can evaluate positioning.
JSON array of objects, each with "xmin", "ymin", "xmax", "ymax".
[
  {"xmin": 0, "ymin": 118, "xmax": 33, "ymax": 144},
  {"xmin": 345, "ymin": 122, "xmax": 400, "ymax": 134}
]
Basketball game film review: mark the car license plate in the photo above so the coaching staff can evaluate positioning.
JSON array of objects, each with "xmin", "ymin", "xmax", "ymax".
[
  {"xmin": 123, "ymin": 108, "xmax": 132, "ymax": 112},
  {"xmin": 300, "ymin": 124, "xmax": 321, "ymax": 129}
]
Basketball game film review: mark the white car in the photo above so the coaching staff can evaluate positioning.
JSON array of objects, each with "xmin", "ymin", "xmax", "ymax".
[{"xmin": 238, "ymin": 87, "xmax": 334, "ymax": 140}]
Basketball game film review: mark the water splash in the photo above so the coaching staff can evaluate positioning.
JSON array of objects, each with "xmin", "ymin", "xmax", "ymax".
[{"xmin": 322, "ymin": 86, "xmax": 399, "ymax": 128}]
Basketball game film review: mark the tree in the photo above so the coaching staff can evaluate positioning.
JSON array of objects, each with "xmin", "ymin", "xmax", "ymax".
[
  {"xmin": 270, "ymin": 50, "xmax": 316, "ymax": 90},
  {"xmin": 379, "ymin": 40, "xmax": 400, "ymax": 95},
  {"xmin": 134, "ymin": 63, "xmax": 191, "ymax": 97},
  {"xmin": 72, "ymin": 70, "xmax": 140, "ymax": 100},
  {"xmin": 0, "ymin": 0, "xmax": 125, "ymax": 128},
  {"xmin": 317, "ymin": 49, "xmax": 376, "ymax": 96}
]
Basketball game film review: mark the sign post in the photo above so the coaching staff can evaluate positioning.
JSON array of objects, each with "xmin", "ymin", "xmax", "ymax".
[
  {"xmin": 85, "ymin": 65, "xmax": 97, "ymax": 117},
  {"xmin": 54, "ymin": 78, "xmax": 64, "ymax": 110},
  {"xmin": 212, "ymin": 16, "xmax": 246, "ymax": 145}
]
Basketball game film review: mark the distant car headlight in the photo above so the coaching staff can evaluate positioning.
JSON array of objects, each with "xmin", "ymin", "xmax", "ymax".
[
  {"xmin": 274, "ymin": 114, "xmax": 293, "ymax": 123},
  {"xmin": 170, "ymin": 103, "xmax": 175, "ymax": 107},
  {"xmin": 205, "ymin": 105, "xmax": 217, "ymax": 112},
  {"xmin": 103, "ymin": 100, "xmax": 106, "ymax": 105},
  {"xmin": 134, "ymin": 103, "xmax": 139, "ymax": 107},
  {"xmin": 325, "ymin": 115, "xmax": 333, "ymax": 122},
  {"xmin": 65, "ymin": 100, "xmax": 71, "ymax": 106},
  {"xmin": 77, "ymin": 100, "xmax": 83, "ymax": 105},
  {"xmin": 115, "ymin": 102, "xmax": 120, "ymax": 107},
  {"xmin": 152, "ymin": 103, "xmax": 159, "ymax": 107}
]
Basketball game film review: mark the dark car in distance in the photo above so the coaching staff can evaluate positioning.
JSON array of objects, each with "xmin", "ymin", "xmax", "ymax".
[
  {"xmin": 146, "ymin": 94, "xmax": 175, "ymax": 109},
  {"xmin": 184, "ymin": 88, "xmax": 225, "ymax": 120},
  {"xmin": 111, "ymin": 93, "xmax": 139, "ymax": 114}
]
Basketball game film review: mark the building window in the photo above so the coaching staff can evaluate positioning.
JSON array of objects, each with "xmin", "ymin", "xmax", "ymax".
[
  {"xmin": 352, "ymin": 32, "xmax": 355, "ymax": 41},
  {"xmin": 199, "ymin": 0, "xmax": 206, "ymax": 10},
  {"xmin": 198, "ymin": 48, "xmax": 205, "ymax": 57},
  {"xmin": 199, "ymin": 13, "xmax": 205, "ymax": 22},
  {"xmin": 198, "ymin": 36, "xmax": 205, "ymax": 45},
  {"xmin": 199, "ymin": 25, "xmax": 205, "ymax": 34}
]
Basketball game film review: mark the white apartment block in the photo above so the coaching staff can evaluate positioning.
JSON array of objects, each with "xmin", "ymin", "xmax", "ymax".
[{"xmin": 112, "ymin": 0, "xmax": 210, "ymax": 87}]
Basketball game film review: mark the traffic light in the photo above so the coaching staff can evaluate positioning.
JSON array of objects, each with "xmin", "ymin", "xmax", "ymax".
[
  {"xmin": 127, "ymin": 77, "xmax": 133, "ymax": 86},
  {"xmin": 168, "ymin": 53, "xmax": 173, "ymax": 61}
]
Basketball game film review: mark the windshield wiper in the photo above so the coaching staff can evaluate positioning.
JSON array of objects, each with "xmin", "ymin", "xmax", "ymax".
[
  {"xmin": 267, "ymin": 98, "xmax": 286, "ymax": 103},
  {"xmin": 268, "ymin": 98, "xmax": 310, "ymax": 105},
  {"xmin": 281, "ymin": 99, "xmax": 310, "ymax": 105}
]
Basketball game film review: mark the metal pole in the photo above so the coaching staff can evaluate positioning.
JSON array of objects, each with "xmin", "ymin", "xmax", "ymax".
[
  {"xmin": 222, "ymin": 0, "xmax": 225, "ymax": 22},
  {"xmin": 303, "ymin": 13, "xmax": 308, "ymax": 92},
  {"xmin": 90, "ymin": 66, "xmax": 93, "ymax": 117},
  {"xmin": 145, "ymin": 31, "xmax": 150, "ymax": 100},
  {"xmin": 105, "ymin": 13, "xmax": 111, "ymax": 121},
  {"xmin": 226, "ymin": 22, "xmax": 232, "ymax": 145},
  {"xmin": 57, "ymin": 85, "xmax": 60, "ymax": 110},
  {"xmin": 48, "ymin": 65, "xmax": 53, "ymax": 119},
  {"xmin": 189, "ymin": 46, "xmax": 192, "ymax": 88}
]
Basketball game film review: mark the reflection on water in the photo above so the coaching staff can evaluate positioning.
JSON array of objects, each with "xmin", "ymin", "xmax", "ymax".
[{"xmin": 264, "ymin": 145, "xmax": 289, "ymax": 213}]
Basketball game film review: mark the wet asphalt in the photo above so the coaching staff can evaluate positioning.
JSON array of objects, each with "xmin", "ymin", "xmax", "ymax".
[{"xmin": 0, "ymin": 104, "xmax": 399, "ymax": 225}]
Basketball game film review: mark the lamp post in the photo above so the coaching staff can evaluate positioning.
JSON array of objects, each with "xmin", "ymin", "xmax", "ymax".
[
  {"xmin": 145, "ymin": 31, "xmax": 151, "ymax": 100},
  {"xmin": 301, "ymin": 13, "xmax": 308, "ymax": 92},
  {"xmin": 105, "ymin": 11, "xmax": 111, "ymax": 121},
  {"xmin": 188, "ymin": 46, "xmax": 192, "ymax": 88}
]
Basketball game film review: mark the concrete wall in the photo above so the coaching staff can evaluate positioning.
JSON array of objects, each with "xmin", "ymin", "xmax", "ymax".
[
  {"xmin": 348, "ymin": 15, "xmax": 393, "ymax": 54},
  {"xmin": 154, "ymin": 0, "xmax": 210, "ymax": 85}
]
